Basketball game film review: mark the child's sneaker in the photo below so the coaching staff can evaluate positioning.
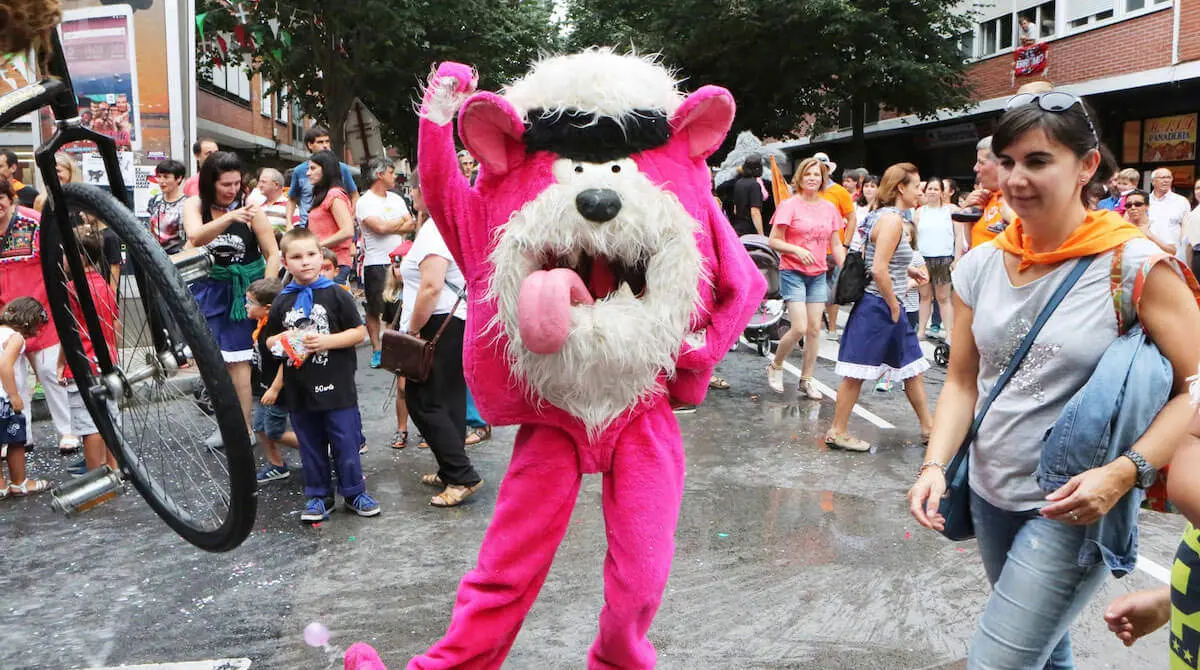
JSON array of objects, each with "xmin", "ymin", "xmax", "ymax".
[
  {"xmin": 256, "ymin": 463, "xmax": 290, "ymax": 483},
  {"xmin": 301, "ymin": 497, "xmax": 330, "ymax": 523},
  {"xmin": 67, "ymin": 458, "xmax": 87, "ymax": 478},
  {"xmin": 346, "ymin": 492, "xmax": 381, "ymax": 517}
]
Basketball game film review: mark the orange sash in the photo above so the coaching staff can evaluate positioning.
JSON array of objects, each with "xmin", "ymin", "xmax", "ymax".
[{"xmin": 991, "ymin": 209, "xmax": 1145, "ymax": 271}]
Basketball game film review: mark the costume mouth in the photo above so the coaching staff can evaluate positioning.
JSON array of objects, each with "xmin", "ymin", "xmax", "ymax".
[
  {"xmin": 518, "ymin": 248, "xmax": 652, "ymax": 355},
  {"xmin": 536, "ymin": 250, "xmax": 648, "ymax": 300}
]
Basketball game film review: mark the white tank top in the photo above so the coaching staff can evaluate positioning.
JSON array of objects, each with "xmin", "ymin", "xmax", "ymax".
[
  {"xmin": 916, "ymin": 205, "xmax": 956, "ymax": 257},
  {"xmin": 0, "ymin": 326, "xmax": 28, "ymax": 405}
]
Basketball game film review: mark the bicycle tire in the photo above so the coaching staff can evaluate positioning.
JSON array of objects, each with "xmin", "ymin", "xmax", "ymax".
[{"xmin": 40, "ymin": 182, "xmax": 257, "ymax": 551}]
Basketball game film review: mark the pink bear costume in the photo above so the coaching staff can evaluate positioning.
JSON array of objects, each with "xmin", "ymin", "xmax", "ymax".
[{"xmin": 406, "ymin": 51, "xmax": 765, "ymax": 669}]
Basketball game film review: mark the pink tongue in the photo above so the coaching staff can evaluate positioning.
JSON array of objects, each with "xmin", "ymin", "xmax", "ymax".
[{"xmin": 518, "ymin": 268, "xmax": 594, "ymax": 354}]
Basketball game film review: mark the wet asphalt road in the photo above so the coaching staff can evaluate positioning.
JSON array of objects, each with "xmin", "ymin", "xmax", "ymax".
[{"xmin": 0, "ymin": 339, "xmax": 1186, "ymax": 669}]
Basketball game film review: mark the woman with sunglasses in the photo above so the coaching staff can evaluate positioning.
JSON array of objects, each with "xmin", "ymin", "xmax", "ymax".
[{"xmin": 908, "ymin": 90, "xmax": 1200, "ymax": 668}]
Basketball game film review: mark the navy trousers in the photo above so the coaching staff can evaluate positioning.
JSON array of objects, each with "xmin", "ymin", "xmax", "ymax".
[{"xmin": 290, "ymin": 406, "xmax": 366, "ymax": 499}]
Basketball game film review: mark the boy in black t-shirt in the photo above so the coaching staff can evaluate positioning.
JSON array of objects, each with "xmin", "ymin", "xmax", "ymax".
[
  {"xmin": 265, "ymin": 228, "xmax": 378, "ymax": 522},
  {"xmin": 245, "ymin": 277, "xmax": 299, "ymax": 484}
]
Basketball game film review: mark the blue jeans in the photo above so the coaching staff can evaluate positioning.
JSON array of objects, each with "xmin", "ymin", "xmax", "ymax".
[
  {"xmin": 968, "ymin": 491, "xmax": 1108, "ymax": 669},
  {"xmin": 291, "ymin": 406, "xmax": 366, "ymax": 499},
  {"xmin": 465, "ymin": 388, "xmax": 487, "ymax": 429}
]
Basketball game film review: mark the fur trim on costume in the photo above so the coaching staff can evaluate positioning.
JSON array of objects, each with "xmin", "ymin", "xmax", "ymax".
[
  {"xmin": 503, "ymin": 48, "xmax": 683, "ymax": 124},
  {"xmin": 486, "ymin": 157, "xmax": 701, "ymax": 435}
]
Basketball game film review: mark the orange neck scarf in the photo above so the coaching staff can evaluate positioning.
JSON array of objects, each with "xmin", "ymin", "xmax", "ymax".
[
  {"xmin": 991, "ymin": 209, "xmax": 1145, "ymax": 271},
  {"xmin": 251, "ymin": 315, "xmax": 269, "ymax": 343}
]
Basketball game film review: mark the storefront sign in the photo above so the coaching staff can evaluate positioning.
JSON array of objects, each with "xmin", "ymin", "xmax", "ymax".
[
  {"xmin": 1122, "ymin": 120, "xmax": 1141, "ymax": 164},
  {"xmin": 1142, "ymin": 113, "xmax": 1197, "ymax": 163},
  {"xmin": 1166, "ymin": 164, "xmax": 1195, "ymax": 189},
  {"xmin": 1013, "ymin": 43, "xmax": 1049, "ymax": 77},
  {"xmin": 918, "ymin": 123, "xmax": 979, "ymax": 149}
]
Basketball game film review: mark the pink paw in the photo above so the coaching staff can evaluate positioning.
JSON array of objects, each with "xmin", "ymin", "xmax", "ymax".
[
  {"xmin": 434, "ymin": 62, "xmax": 477, "ymax": 95},
  {"xmin": 344, "ymin": 642, "xmax": 387, "ymax": 670}
]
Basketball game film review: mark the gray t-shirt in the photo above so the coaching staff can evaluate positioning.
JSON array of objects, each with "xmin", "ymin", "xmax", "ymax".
[{"xmin": 952, "ymin": 238, "xmax": 1161, "ymax": 511}]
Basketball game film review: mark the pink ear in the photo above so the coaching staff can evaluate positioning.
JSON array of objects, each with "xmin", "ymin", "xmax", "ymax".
[
  {"xmin": 459, "ymin": 92, "xmax": 526, "ymax": 176},
  {"xmin": 669, "ymin": 86, "xmax": 736, "ymax": 160}
]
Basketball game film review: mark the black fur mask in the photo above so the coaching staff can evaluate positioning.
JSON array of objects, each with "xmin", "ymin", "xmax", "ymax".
[{"xmin": 523, "ymin": 108, "xmax": 670, "ymax": 163}]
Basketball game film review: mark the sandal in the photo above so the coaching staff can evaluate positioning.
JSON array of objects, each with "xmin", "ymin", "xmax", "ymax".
[
  {"xmin": 465, "ymin": 425, "xmax": 492, "ymax": 446},
  {"xmin": 431, "ymin": 481, "xmax": 484, "ymax": 508},
  {"xmin": 9, "ymin": 478, "xmax": 50, "ymax": 496},
  {"xmin": 421, "ymin": 473, "xmax": 443, "ymax": 487},
  {"xmin": 824, "ymin": 433, "xmax": 871, "ymax": 453},
  {"xmin": 391, "ymin": 430, "xmax": 408, "ymax": 450},
  {"xmin": 59, "ymin": 435, "xmax": 81, "ymax": 455},
  {"xmin": 708, "ymin": 375, "xmax": 730, "ymax": 390}
]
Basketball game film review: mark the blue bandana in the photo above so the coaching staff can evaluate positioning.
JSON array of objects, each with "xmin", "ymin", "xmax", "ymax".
[{"xmin": 281, "ymin": 276, "xmax": 336, "ymax": 317}]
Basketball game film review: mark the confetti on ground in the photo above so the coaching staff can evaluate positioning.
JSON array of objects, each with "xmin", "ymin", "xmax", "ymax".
[{"xmin": 717, "ymin": 533, "xmax": 729, "ymax": 538}]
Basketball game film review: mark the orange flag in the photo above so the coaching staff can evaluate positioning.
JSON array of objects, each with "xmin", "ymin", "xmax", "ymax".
[{"xmin": 769, "ymin": 156, "xmax": 790, "ymax": 207}]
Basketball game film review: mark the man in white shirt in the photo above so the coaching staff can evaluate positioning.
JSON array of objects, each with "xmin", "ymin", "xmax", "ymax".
[
  {"xmin": 1147, "ymin": 167, "xmax": 1191, "ymax": 258},
  {"xmin": 253, "ymin": 168, "xmax": 291, "ymax": 233},
  {"xmin": 356, "ymin": 157, "xmax": 414, "ymax": 367}
]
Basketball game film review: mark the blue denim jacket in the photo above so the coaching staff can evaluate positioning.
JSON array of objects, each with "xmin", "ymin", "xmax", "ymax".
[{"xmin": 1034, "ymin": 324, "xmax": 1172, "ymax": 577}]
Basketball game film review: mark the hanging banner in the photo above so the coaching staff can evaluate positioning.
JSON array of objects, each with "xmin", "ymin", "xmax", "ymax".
[
  {"xmin": 1142, "ymin": 113, "xmax": 1197, "ymax": 163},
  {"xmin": 58, "ymin": 5, "xmax": 143, "ymax": 151},
  {"xmin": 1013, "ymin": 42, "xmax": 1049, "ymax": 77}
]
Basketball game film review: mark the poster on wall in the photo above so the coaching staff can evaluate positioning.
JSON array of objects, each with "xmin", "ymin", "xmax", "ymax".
[
  {"xmin": 60, "ymin": 5, "xmax": 142, "ymax": 151},
  {"xmin": 1122, "ymin": 120, "xmax": 1141, "ymax": 165},
  {"xmin": 1166, "ymin": 164, "xmax": 1195, "ymax": 189},
  {"xmin": 0, "ymin": 53, "xmax": 37, "ymax": 122},
  {"xmin": 1142, "ymin": 114, "xmax": 1197, "ymax": 163},
  {"xmin": 40, "ymin": 0, "xmax": 180, "ymax": 201}
]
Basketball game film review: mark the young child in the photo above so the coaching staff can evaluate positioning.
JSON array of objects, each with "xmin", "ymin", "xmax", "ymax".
[
  {"xmin": 384, "ymin": 243, "xmax": 409, "ymax": 449},
  {"xmin": 265, "ymin": 228, "xmax": 378, "ymax": 522},
  {"xmin": 0, "ymin": 297, "xmax": 51, "ymax": 496},
  {"xmin": 64, "ymin": 230, "xmax": 121, "ymax": 476},
  {"xmin": 246, "ymin": 277, "xmax": 299, "ymax": 483}
]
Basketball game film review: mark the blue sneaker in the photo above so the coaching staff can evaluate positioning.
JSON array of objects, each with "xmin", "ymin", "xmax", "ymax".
[
  {"xmin": 67, "ymin": 458, "xmax": 87, "ymax": 478},
  {"xmin": 301, "ymin": 497, "xmax": 330, "ymax": 523},
  {"xmin": 370, "ymin": 350, "xmax": 382, "ymax": 369},
  {"xmin": 346, "ymin": 492, "xmax": 381, "ymax": 517},
  {"xmin": 256, "ymin": 463, "xmax": 290, "ymax": 483}
]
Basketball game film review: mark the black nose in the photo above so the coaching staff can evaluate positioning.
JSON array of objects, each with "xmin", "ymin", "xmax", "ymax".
[{"xmin": 575, "ymin": 189, "xmax": 622, "ymax": 223}]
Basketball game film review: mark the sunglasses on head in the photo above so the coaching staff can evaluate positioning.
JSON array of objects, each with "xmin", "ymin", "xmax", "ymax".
[{"xmin": 1005, "ymin": 91, "xmax": 1100, "ymax": 149}]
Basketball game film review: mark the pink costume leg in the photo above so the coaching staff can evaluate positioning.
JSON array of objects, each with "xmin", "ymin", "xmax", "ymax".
[
  {"xmin": 409, "ymin": 423, "xmax": 582, "ymax": 670},
  {"xmin": 588, "ymin": 399, "xmax": 686, "ymax": 669}
]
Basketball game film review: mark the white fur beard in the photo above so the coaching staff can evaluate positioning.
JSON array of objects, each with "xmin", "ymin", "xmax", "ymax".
[{"xmin": 487, "ymin": 179, "xmax": 704, "ymax": 436}]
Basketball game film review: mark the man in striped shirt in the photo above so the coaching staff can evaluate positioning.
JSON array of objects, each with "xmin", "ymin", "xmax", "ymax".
[{"xmin": 255, "ymin": 168, "xmax": 291, "ymax": 234}]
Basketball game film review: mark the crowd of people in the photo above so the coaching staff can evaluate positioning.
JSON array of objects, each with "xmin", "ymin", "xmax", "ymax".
[{"xmin": 4, "ymin": 82, "xmax": 1200, "ymax": 667}]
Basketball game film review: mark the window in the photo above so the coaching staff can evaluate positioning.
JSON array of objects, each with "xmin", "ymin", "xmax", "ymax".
[
  {"xmin": 276, "ymin": 86, "xmax": 289, "ymax": 124},
  {"xmin": 1017, "ymin": 1, "xmax": 1056, "ymax": 41},
  {"xmin": 203, "ymin": 62, "xmax": 250, "ymax": 104},
  {"xmin": 979, "ymin": 14, "xmax": 1013, "ymax": 55},
  {"xmin": 291, "ymin": 99, "xmax": 305, "ymax": 145},
  {"xmin": 259, "ymin": 79, "xmax": 272, "ymax": 118},
  {"xmin": 1126, "ymin": 0, "xmax": 1145, "ymax": 10},
  {"xmin": 958, "ymin": 31, "xmax": 976, "ymax": 60}
]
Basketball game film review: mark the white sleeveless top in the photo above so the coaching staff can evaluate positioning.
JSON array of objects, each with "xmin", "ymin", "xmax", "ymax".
[{"xmin": 916, "ymin": 205, "xmax": 956, "ymax": 257}]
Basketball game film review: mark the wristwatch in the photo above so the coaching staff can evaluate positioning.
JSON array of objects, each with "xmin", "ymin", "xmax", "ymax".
[{"xmin": 1121, "ymin": 450, "xmax": 1157, "ymax": 489}]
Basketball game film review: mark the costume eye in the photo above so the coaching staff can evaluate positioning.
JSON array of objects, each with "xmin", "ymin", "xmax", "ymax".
[
  {"xmin": 611, "ymin": 165, "xmax": 621, "ymax": 174},
  {"xmin": 574, "ymin": 165, "xmax": 584, "ymax": 174}
]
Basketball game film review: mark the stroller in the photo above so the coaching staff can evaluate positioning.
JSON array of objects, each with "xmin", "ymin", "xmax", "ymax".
[{"xmin": 740, "ymin": 234, "xmax": 789, "ymax": 356}]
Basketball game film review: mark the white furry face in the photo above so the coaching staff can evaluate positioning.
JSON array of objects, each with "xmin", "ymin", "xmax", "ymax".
[{"xmin": 487, "ymin": 157, "xmax": 703, "ymax": 434}]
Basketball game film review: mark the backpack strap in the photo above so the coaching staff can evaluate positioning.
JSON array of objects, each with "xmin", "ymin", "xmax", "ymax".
[{"xmin": 1109, "ymin": 243, "xmax": 1125, "ymax": 334}]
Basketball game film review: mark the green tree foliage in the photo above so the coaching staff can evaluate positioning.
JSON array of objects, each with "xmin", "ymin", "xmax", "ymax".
[
  {"xmin": 565, "ymin": 0, "xmax": 976, "ymax": 165},
  {"xmin": 198, "ymin": 0, "xmax": 560, "ymax": 159}
]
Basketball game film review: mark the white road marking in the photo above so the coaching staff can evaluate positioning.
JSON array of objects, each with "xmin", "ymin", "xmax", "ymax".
[
  {"xmin": 1136, "ymin": 553, "xmax": 1171, "ymax": 585},
  {"xmin": 92, "ymin": 661, "xmax": 251, "ymax": 670},
  {"xmin": 740, "ymin": 337, "xmax": 895, "ymax": 430}
]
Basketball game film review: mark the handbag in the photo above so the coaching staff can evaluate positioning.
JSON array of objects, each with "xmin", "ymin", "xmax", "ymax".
[
  {"xmin": 379, "ymin": 281, "xmax": 465, "ymax": 383},
  {"xmin": 938, "ymin": 255, "xmax": 1095, "ymax": 541},
  {"xmin": 833, "ymin": 250, "xmax": 868, "ymax": 305}
]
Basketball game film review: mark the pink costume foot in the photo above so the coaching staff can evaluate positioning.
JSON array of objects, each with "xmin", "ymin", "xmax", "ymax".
[{"xmin": 346, "ymin": 642, "xmax": 387, "ymax": 670}]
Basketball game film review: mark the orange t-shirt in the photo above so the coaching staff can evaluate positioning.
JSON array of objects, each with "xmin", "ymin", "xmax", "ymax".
[
  {"xmin": 970, "ymin": 192, "xmax": 1008, "ymax": 250},
  {"xmin": 821, "ymin": 183, "xmax": 855, "ymax": 250}
]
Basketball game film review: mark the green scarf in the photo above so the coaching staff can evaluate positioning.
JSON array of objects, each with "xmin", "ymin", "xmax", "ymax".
[{"xmin": 207, "ymin": 257, "xmax": 266, "ymax": 321}]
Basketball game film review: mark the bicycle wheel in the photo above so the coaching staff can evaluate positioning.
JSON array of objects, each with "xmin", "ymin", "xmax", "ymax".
[{"xmin": 40, "ymin": 182, "xmax": 257, "ymax": 551}]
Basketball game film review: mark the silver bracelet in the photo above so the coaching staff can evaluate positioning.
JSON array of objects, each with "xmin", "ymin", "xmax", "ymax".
[{"xmin": 918, "ymin": 461, "xmax": 947, "ymax": 477}]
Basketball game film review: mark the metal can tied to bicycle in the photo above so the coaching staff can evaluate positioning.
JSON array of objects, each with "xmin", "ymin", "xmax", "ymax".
[
  {"xmin": 171, "ymin": 247, "xmax": 215, "ymax": 284},
  {"xmin": 50, "ymin": 465, "xmax": 124, "ymax": 515}
]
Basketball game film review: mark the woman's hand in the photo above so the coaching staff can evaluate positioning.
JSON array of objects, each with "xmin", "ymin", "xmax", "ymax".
[
  {"xmin": 791, "ymin": 246, "xmax": 816, "ymax": 266},
  {"xmin": 908, "ymin": 468, "xmax": 947, "ymax": 531},
  {"xmin": 219, "ymin": 206, "xmax": 255, "ymax": 227},
  {"xmin": 889, "ymin": 299, "xmax": 901, "ymax": 323},
  {"xmin": 1104, "ymin": 587, "xmax": 1171, "ymax": 647},
  {"xmin": 1040, "ymin": 458, "xmax": 1137, "ymax": 525}
]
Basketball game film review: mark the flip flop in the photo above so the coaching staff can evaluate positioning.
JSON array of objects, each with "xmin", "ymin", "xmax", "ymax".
[{"xmin": 708, "ymin": 376, "xmax": 730, "ymax": 390}]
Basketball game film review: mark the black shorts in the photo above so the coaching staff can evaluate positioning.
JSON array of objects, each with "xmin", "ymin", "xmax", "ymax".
[{"xmin": 363, "ymin": 264, "xmax": 390, "ymax": 317}]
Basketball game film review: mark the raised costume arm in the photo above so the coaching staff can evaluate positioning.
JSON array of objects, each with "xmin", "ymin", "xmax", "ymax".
[{"xmin": 417, "ymin": 62, "xmax": 481, "ymax": 269}]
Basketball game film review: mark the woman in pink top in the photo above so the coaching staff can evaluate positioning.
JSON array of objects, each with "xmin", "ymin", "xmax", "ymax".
[
  {"xmin": 305, "ymin": 150, "xmax": 355, "ymax": 283},
  {"xmin": 765, "ymin": 157, "xmax": 846, "ymax": 399}
]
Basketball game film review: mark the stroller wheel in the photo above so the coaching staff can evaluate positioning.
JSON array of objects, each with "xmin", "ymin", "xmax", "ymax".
[{"xmin": 934, "ymin": 342, "xmax": 950, "ymax": 367}]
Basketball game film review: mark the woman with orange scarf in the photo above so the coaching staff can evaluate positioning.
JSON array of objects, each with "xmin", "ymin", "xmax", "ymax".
[{"xmin": 906, "ymin": 92, "xmax": 1200, "ymax": 668}]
